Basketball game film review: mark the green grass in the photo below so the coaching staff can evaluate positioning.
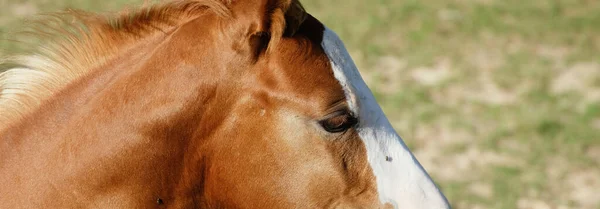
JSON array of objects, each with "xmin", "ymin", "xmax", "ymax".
[{"xmin": 2, "ymin": 0, "xmax": 600, "ymax": 208}]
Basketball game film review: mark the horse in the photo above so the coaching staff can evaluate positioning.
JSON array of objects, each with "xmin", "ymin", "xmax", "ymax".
[{"xmin": 0, "ymin": 0, "xmax": 450, "ymax": 208}]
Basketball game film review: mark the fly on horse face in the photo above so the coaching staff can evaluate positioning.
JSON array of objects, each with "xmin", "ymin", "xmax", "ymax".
[{"xmin": 0, "ymin": 0, "xmax": 450, "ymax": 208}]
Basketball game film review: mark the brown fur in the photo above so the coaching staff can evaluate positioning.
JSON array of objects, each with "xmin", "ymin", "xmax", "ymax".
[
  {"xmin": 0, "ymin": 0, "xmax": 232, "ymax": 125},
  {"xmin": 0, "ymin": 0, "xmax": 387, "ymax": 208}
]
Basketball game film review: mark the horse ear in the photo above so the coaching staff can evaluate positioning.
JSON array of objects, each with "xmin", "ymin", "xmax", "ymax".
[
  {"xmin": 228, "ymin": 0, "xmax": 307, "ymax": 59},
  {"xmin": 281, "ymin": 0, "xmax": 307, "ymax": 37}
]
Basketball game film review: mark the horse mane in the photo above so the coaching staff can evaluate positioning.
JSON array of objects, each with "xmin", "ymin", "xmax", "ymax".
[{"xmin": 0, "ymin": 0, "xmax": 232, "ymax": 126}]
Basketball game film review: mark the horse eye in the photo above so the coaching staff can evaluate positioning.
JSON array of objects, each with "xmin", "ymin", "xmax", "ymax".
[{"xmin": 320, "ymin": 112, "xmax": 358, "ymax": 133}]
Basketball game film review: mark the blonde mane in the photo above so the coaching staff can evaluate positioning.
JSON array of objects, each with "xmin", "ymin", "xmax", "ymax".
[{"xmin": 0, "ymin": 0, "xmax": 232, "ymax": 127}]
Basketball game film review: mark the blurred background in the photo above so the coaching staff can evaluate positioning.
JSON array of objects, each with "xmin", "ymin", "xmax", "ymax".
[{"xmin": 1, "ymin": 0, "xmax": 599, "ymax": 208}]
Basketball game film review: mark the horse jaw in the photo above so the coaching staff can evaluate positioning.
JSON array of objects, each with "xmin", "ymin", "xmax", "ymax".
[{"xmin": 321, "ymin": 27, "xmax": 451, "ymax": 209}]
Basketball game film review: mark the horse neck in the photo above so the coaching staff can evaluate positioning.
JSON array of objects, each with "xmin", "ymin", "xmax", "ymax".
[
  {"xmin": 0, "ymin": 33, "xmax": 240, "ymax": 207},
  {"xmin": 1, "ymin": 25, "xmax": 234, "ymax": 150}
]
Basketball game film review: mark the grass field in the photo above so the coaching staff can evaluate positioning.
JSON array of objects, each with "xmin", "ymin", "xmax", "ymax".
[{"xmin": 1, "ymin": 0, "xmax": 599, "ymax": 208}]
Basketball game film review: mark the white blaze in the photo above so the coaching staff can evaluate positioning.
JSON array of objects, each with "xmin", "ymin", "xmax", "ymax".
[{"xmin": 321, "ymin": 28, "xmax": 451, "ymax": 209}]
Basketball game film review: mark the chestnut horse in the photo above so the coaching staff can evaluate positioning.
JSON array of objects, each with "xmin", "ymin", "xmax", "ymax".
[{"xmin": 0, "ymin": 0, "xmax": 450, "ymax": 208}]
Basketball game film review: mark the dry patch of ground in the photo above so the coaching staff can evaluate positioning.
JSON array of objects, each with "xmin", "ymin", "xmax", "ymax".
[{"xmin": 362, "ymin": 53, "xmax": 600, "ymax": 209}]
